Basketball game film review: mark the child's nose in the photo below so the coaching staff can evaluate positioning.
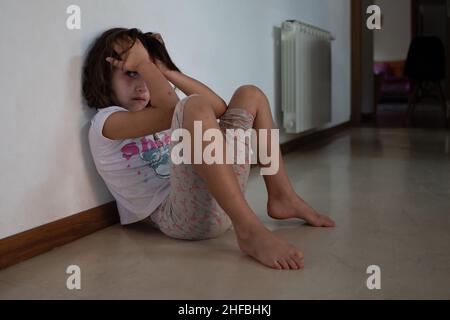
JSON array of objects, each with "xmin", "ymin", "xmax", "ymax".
[{"xmin": 135, "ymin": 82, "xmax": 147, "ymax": 93}]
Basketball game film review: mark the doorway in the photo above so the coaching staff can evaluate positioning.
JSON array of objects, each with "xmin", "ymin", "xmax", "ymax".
[{"xmin": 352, "ymin": 0, "xmax": 450, "ymax": 128}]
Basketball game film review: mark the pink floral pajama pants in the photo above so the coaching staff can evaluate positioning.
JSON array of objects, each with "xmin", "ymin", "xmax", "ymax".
[{"xmin": 146, "ymin": 94, "xmax": 255, "ymax": 240}]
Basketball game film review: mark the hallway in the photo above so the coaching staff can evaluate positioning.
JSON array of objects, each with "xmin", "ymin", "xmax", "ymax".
[{"xmin": 1, "ymin": 127, "xmax": 449, "ymax": 299}]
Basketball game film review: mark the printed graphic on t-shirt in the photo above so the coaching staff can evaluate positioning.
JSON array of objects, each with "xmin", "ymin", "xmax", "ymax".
[{"xmin": 121, "ymin": 132, "xmax": 171, "ymax": 179}]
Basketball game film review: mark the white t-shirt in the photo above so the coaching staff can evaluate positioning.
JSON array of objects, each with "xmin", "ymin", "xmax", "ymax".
[{"xmin": 88, "ymin": 106, "xmax": 171, "ymax": 225}]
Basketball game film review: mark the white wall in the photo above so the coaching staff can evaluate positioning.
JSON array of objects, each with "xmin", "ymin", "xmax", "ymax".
[
  {"xmin": 374, "ymin": 0, "xmax": 411, "ymax": 61},
  {"xmin": 0, "ymin": 0, "xmax": 351, "ymax": 239}
]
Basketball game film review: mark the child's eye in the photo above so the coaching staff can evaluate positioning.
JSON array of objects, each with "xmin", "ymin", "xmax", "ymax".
[{"xmin": 126, "ymin": 71, "xmax": 139, "ymax": 78}]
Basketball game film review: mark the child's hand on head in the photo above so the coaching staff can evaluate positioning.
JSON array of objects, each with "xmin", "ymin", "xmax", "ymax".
[
  {"xmin": 150, "ymin": 33, "xmax": 165, "ymax": 46},
  {"xmin": 147, "ymin": 33, "xmax": 170, "ymax": 74},
  {"xmin": 106, "ymin": 38, "xmax": 151, "ymax": 72},
  {"xmin": 154, "ymin": 58, "xmax": 169, "ymax": 74}
]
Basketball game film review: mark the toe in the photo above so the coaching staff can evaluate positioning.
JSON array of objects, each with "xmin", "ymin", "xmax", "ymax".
[
  {"xmin": 277, "ymin": 259, "xmax": 290, "ymax": 270},
  {"xmin": 292, "ymin": 250, "xmax": 304, "ymax": 267},
  {"xmin": 321, "ymin": 215, "xmax": 335, "ymax": 227},
  {"xmin": 273, "ymin": 260, "xmax": 283, "ymax": 270},
  {"xmin": 287, "ymin": 257, "xmax": 300, "ymax": 270},
  {"xmin": 305, "ymin": 212, "xmax": 323, "ymax": 227}
]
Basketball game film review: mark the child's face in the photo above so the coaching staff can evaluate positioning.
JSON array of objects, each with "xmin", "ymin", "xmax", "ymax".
[{"xmin": 111, "ymin": 67, "xmax": 151, "ymax": 112}]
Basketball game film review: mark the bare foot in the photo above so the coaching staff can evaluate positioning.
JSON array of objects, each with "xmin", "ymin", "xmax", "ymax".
[
  {"xmin": 267, "ymin": 192, "xmax": 335, "ymax": 227},
  {"xmin": 235, "ymin": 223, "xmax": 304, "ymax": 270}
]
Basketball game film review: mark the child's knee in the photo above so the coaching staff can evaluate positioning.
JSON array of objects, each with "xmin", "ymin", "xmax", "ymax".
[{"xmin": 183, "ymin": 95, "xmax": 216, "ymax": 124}]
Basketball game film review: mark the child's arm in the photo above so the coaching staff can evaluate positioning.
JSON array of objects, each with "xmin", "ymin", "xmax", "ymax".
[
  {"xmin": 150, "ymin": 33, "xmax": 227, "ymax": 118},
  {"xmin": 163, "ymin": 70, "xmax": 227, "ymax": 118},
  {"xmin": 103, "ymin": 40, "xmax": 180, "ymax": 140},
  {"xmin": 103, "ymin": 61, "xmax": 179, "ymax": 140},
  {"xmin": 155, "ymin": 59, "xmax": 227, "ymax": 118},
  {"xmin": 138, "ymin": 61, "xmax": 179, "ymax": 111},
  {"xmin": 107, "ymin": 39, "xmax": 179, "ymax": 111}
]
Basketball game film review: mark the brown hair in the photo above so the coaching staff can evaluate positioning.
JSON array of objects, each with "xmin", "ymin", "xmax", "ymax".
[{"xmin": 82, "ymin": 27, "xmax": 181, "ymax": 109}]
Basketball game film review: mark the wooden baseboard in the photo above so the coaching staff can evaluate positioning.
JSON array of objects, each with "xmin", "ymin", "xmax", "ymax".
[
  {"xmin": 279, "ymin": 121, "xmax": 351, "ymax": 155},
  {"xmin": 0, "ymin": 202, "xmax": 119, "ymax": 270},
  {"xmin": 0, "ymin": 121, "xmax": 351, "ymax": 270}
]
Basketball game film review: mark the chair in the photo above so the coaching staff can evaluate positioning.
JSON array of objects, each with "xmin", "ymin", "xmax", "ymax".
[{"xmin": 404, "ymin": 36, "xmax": 449, "ymax": 127}]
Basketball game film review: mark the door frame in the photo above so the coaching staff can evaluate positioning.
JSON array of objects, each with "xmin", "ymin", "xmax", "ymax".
[{"xmin": 351, "ymin": 0, "xmax": 363, "ymax": 126}]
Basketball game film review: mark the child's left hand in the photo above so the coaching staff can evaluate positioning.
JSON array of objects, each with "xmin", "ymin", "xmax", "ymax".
[
  {"xmin": 154, "ymin": 58, "xmax": 170, "ymax": 75},
  {"xmin": 149, "ymin": 33, "xmax": 169, "ymax": 74},
  {"xmin": 151, "ymin": 33, "xmax": 165, "ymax": 46},
  {"xmin": 106, "ymin": 38, "xmax": 151, "ymax": 72}
]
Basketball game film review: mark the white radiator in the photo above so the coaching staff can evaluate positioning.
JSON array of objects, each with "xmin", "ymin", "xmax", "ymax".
[{"xmin": 281, "ymin": 20, "xmax": 333, "ymax": 134}]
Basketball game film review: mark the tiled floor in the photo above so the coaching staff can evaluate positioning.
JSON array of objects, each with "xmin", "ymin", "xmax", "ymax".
[{"xmin": 1, "ymin": 126, "xmax": 449, "ymax": 299}]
